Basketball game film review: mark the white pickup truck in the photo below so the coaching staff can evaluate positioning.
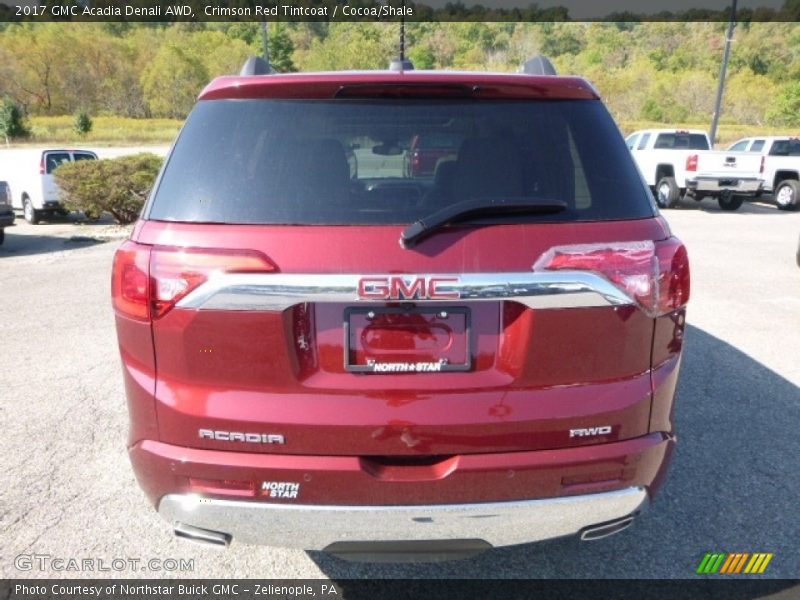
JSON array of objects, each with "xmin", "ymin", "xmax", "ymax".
[
  {"xmin": 8, "ymin": 148, "xmax": 98, "ymax": 224},
  {"xmin": 626, "ymin": 129, "xmax": 762, "ymax": 211},
  {"xmin": 726, "ymin": 136, "xmax": 800, "ymax": 211}
]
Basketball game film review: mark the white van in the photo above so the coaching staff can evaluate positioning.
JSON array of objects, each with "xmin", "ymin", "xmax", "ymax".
[{"xmin": 11, "ymin": 149, "xmax": 98, "ymax": 224}]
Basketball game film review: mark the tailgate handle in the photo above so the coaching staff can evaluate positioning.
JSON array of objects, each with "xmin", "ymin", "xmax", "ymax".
[{"xmin": 359, "ymin": 455, "xmax": 459, "ymax": 482}]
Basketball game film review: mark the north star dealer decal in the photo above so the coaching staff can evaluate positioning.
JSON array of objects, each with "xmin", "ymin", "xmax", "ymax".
[
  {"xmin": 366, "ymin": 358, "xmax": 449, "ymax": 373},
  {"xmin": 261, "ymin": 481, "xmax": 300, "ymax": 499}
]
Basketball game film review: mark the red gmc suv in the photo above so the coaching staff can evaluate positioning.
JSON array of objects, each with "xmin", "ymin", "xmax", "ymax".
[{"xmin": 112, "ymin": 59, "xmax": 689, "ymax": 561}]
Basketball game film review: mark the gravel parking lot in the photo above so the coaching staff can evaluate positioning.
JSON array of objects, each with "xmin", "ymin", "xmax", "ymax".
[{"xmin": 0, "ymin": 197, "xmax": 798, "ymax": 580}]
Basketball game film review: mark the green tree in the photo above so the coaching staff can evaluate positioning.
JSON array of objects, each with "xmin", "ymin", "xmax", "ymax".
[
  {"xmin": 408, "ymin": 45, "xmax": 436, "ymax": 70},
  {"xmin": 767, "ymin": 81, "xmax": 800, "ymax": 127},
  {"xmin": 299, "ymin": 24, "xmax": 393, "ymax": 71},
  {"xmin": 186, "ymin": 30, "xmax": 251, "ymax": 78},
  {"xmin": 539, "ymin": 22, "xmax": 586, "ymax": 57},
  {"xmin": 725, "ymin": 69, "xmax": 778, "ymax": 126},
  {"xmin": 0, "ymin": 96, "xmax": 30, "ymax": 144},
  {"xmin": 640, "ymin": 98, "xmax": 665, "ymax": 122},
  {"xmin": 268, "ymin": 23, "xmax": 296, "ymax": 72},
  {"xmin": 1, "ymin": 23, "xmax": 63, "ymax": 112},
  {"xmin": 73, "ymin": 111, "xmax": 93, "ymax": 137},
  {"xmin": 141, "ymin": 43, "xmax": 208, "ymax": 118}
]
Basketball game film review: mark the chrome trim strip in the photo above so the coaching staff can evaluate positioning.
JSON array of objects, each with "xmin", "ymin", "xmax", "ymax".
[
  {"xmin": 159, "ymin": 486, "xmax": 647, "ymax": 549},
  {"xmin": 176, "ymin": 271, "xmax": 634, "ymax": 311}
]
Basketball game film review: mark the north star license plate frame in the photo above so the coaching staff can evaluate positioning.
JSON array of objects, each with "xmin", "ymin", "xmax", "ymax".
[{"xmin": 343, "ymin": 306, "xmax": 472, "ymax": 374}]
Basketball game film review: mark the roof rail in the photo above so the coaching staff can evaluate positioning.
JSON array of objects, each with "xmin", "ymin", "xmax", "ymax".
[
  {"xmin": 389, "ymin": 58, "xmax": 415, "ymax": 72},
  {"xmin": 521, "ymin": 55, "xmax": 557, "ymax": 76},
  {"xmin": 240, "ymin": 56, "xmax": 275, "ymax": 76}
]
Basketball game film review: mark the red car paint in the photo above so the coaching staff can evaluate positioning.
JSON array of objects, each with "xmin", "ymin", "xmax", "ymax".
[{"xmin": 113, "ymin": 67, "xmax": 689, "ymax": 555}]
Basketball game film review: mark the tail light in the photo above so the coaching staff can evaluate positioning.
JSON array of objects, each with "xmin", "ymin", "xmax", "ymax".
[
  {"xmin": 533, "ymin": 239, "xmax": 690, "ymax": 318},
  {"xmin": 655, "ymin": 238, "xmax": 690, "ymax": 313},
  {"xmin": 760, "ymin": 155, "xmax": 765, "ymax": 174},
  {"xmin": 188, "ymin": 477, "xmax": 255, "ymax": 498},
  {"xmin": 112, "ymin": 241, "xmax": 276, "ymax": 321},
  {"xmin": 39, "ymin": 157, "xmax": 45, "ymax": 175},
  {"xmin": 686, "ymin": 154, "xmax": 698, "ymax": 172},
  {"xmin": 149, "ymin": 246, "xmax": 275, "ymax": 318},
  {"xmin": 112, "ymin": 241, "xmax": 151, "ymax": 321}
]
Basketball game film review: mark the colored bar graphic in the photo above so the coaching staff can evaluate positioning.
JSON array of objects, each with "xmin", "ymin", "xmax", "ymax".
[
  {"xmin": 720, "ymin": 553, "xmax": 748, "ymax": 574},
  {"xmin": 696, "ymin": 553, "xmax": 713, "ymax": 574},
  {"xmin": 720, "ymin": 554, "xmax": 736, "ymax": 574},
  {"xmin": 758, "ymin": 554, "xmax": 773, "ymax": 573},
  {"xmin": 711, "ymin": 554, "xmax": 726, "ymax": 573},
  {"xmin": 734, "ymin": 553, "xmax": 750, "ymax": 574},
  {"xmin": 720, "ymin": 553, "xmax": 737, "ymax": 574},
  {"xmin": 698, "ymin": 552, "xmax": 773, "ymax": 575}
]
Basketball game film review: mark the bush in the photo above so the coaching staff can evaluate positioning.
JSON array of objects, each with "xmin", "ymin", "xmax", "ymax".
[
  {"xmin": 54, "ymin": 153, "xmax": 162, "ymax": 224},
  {"xmin": 0, "ymin": 96, "xmax": 31, "ymax": 143},
  {"xmin": 73, "ymin": 111, "xmax": 93, "ymax": 137},
  {"xmin": 766, "ymin": 81, "xmax": 800, "ymax": 127}
]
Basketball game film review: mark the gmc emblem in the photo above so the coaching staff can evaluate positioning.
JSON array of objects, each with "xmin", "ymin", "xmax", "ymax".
[{"xmin": 357, "ymin": 276, "xmax": 460, "ymax": 300}]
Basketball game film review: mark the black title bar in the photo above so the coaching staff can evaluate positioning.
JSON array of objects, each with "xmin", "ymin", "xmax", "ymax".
[
  {"xmin": 1, "ymin": 0, "xmax": 800, "ymax": 22},
  {"xmin": 2, "ymin": 579, "xmax": 800, "ymax": 600}
]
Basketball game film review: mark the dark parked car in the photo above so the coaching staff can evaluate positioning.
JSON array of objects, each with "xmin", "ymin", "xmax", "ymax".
[{"xmin": 0, "ymin": 181, "xmax": 14, "ymax": 245}]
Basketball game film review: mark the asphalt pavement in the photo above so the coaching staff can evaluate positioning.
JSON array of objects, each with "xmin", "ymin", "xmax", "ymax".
[{"xmin": 0, "ymin": 196, "xmax": 798, "ymax": 580}]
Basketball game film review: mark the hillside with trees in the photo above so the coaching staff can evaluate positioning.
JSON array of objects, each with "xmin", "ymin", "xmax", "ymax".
[{"xmin": 1, "ymin": 21, "xmax": 799, "ymax": 131}]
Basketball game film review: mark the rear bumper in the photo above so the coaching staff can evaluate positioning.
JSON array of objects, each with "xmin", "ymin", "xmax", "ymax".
[
  {"xmin": 131, "ymin": 432, "xmax": 674, "ymax": 548},
  {"xmin": 159, "ymin": 486, "xmax": 648, "ymax": 550},
  {"xmin": 686, "ymin": 177, "xmax": 761, "ymax": 195}
]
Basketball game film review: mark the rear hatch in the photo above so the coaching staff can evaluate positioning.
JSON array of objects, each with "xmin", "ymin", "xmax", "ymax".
[
  {"xmin": 125, "ymin": 79, "xmax": 686, "ymax": 458},
  {"xmin": 693, "ymin": 151, "xmax": 763, "ymax": 184}
]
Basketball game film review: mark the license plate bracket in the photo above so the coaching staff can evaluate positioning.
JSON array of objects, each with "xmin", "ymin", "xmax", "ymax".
[{"xmin": 344, "ymin": 306, "xmax": 471, "ymax": 373}]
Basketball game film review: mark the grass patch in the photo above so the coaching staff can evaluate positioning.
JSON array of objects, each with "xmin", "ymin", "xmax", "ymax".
[
  {"xmin": 19, "ymin": 116, "xmax": 183, "ymax": 146},
  {"xmin": 7, "ymin": 115, "xmax": 795, "ymax": 150}
]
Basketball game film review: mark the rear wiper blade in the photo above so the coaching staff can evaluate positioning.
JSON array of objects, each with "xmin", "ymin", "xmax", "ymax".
[{"xmin": 400, "ymin": 197, "xmax": 568, "ymax": 249}]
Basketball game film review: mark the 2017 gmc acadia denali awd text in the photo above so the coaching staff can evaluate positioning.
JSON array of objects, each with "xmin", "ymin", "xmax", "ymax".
[{"xmin": 112, "ymin": 60, "xmax": 690, "ymax": 561}]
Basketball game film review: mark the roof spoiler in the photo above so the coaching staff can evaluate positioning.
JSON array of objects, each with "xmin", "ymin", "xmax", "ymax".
[
  {"xmin": 240, "ymin": 56, "xmax": 276, "ymax": 76},
  {"xmin": 520, "ymin": 55, "xmax": 557, "ymax": 76}
]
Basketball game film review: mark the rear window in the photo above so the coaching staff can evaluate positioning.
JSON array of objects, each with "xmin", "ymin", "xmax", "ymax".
[
  {"xmin": 769, "ymin": 139, "xmax": 800, "ymax": 156},
  {"xmin": 728, "ymin": 140, "xmax": 749, "ymax": 152},
  {"xmin": 44, "ymin": 152, "xmax": 71, "ymax": 174},
  {"xmin": 653, "ymin": 133, "xmax": 709, "ymax": 150},
  {"xmin": 148, "ymin": 99, "xmax": 654, "ymax": 225}
]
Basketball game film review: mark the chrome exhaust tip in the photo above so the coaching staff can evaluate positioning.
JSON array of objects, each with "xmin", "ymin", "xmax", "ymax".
[
  {"xmin": 174, "ymin": 523, "xmax": 231, "ymax": 548},
  {"xmin": 579, "ymin": 513, "xmax": 637, "ymax": 541}
]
